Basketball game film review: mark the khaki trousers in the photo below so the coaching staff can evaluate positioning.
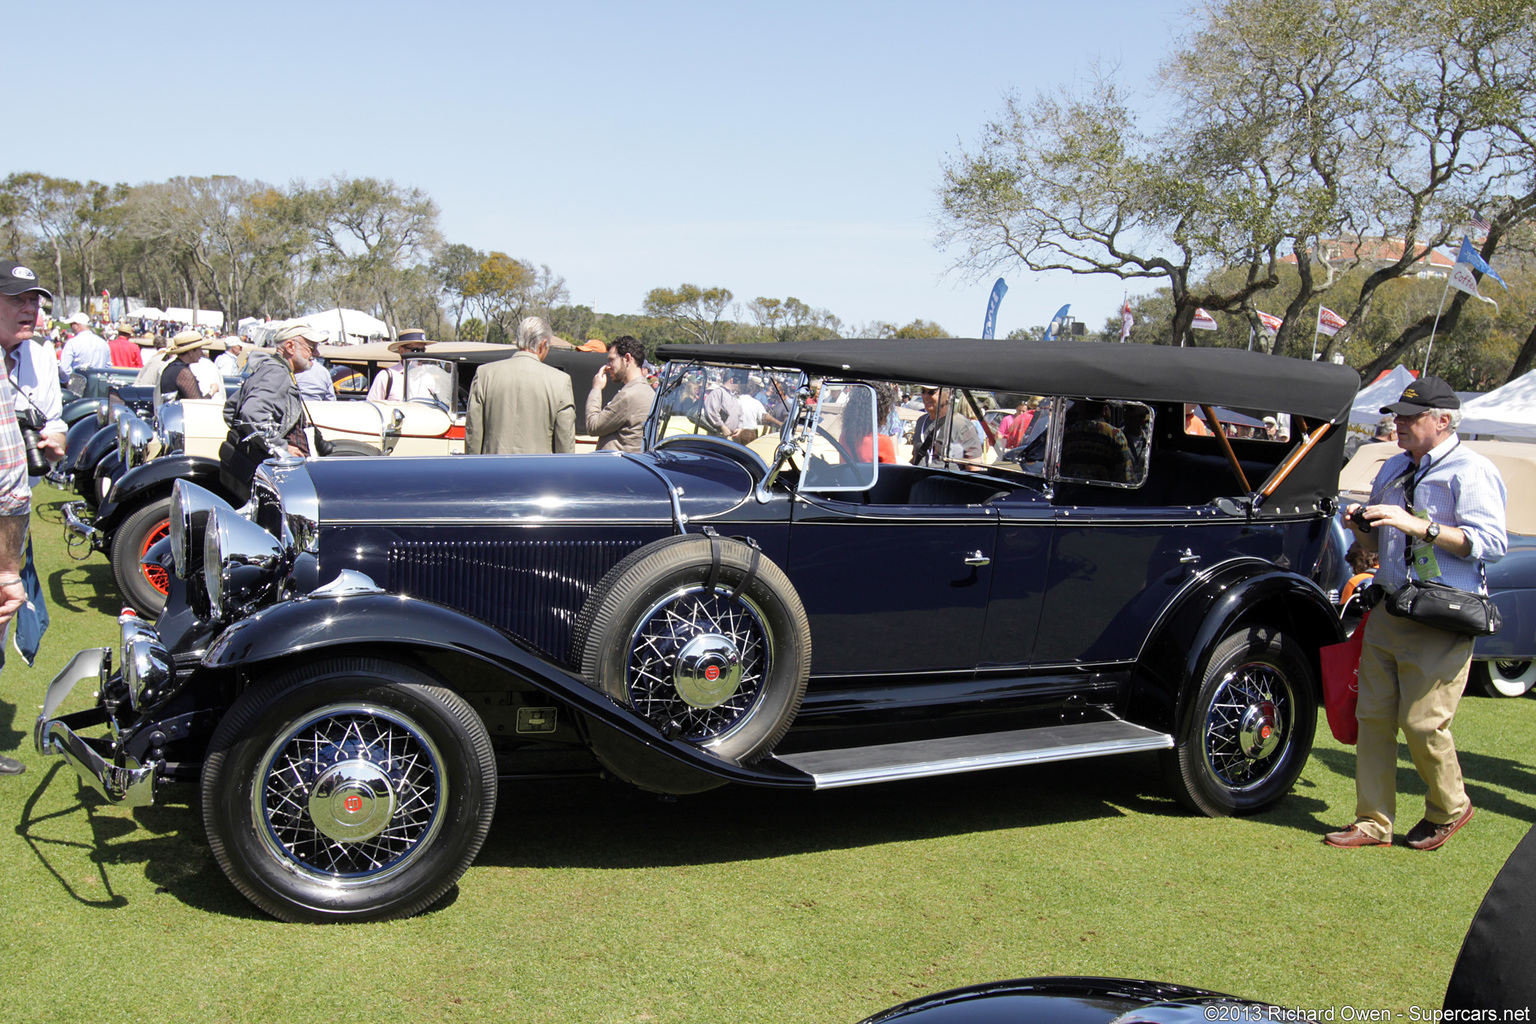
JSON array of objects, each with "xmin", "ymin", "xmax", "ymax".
[{"xmin": 1353, "ymin": 610, "xmax": 1473, "ymax": 841}]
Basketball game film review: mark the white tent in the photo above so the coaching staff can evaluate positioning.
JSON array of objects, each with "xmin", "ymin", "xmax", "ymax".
[
  {"xmin": 162, "ymin": 307, "xmax": 226, "ymax": 329},
  {"xmin": 1459, "ymin": 369, "xmax": 1536, "ymax": 441},
  {"xmin": 292, "ymin": 308, "xmax": 389, "ymax": 345},
  {"xmin": 132, "ymin": 306, "xmax": 165, "ymax": 320},
  {"xmin": 1348, "ymin": 365, "xmax": 1416, "ymax": 428}
]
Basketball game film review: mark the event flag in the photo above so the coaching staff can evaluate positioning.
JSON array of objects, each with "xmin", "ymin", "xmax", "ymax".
[
  {"xmin": 1455, "ymin": 236, "xmax": 1506, "ymax": 288},
  {"xmin": 1119, "ymin": 296, "xmax": 1133, "ymax": 341},
  {"xmin": 1191, "ymin": 308, "xmax": 1218, "ymax": 331},
  {"xmin": 982, "ymin": 278, "xmax": 1008, "ymax": 339},
  {"xmin": 1316, "ymin": 306, "xmax": 1347, "ymax": 337},
  {"xmin": 1468, "ymin": 213, "xmax": 1492, "ymax": 234},
  {"xmin": 1043, "ymin": 303, "xmax": 1071, "ymax": 341},
  {"xmin": 1256, "ymin": 310, "xmax": 1283, "ymax": 336}
]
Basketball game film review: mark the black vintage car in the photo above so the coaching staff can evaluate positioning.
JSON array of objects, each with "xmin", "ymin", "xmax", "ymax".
[{"xmin": 36, "ymin": 339, "xmax": 1358, "ymax": 923}]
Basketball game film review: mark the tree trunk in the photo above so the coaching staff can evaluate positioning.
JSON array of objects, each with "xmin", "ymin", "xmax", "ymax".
[{"xmin": 1508, "ymin": 318, "xmax": 1536, "ymax": 382}]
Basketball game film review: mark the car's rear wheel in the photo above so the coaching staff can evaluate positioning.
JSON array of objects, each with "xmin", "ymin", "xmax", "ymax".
[
  {"xmin": 1469, "ymin": 659, "xmax": 1536, "ymax": 698},
  {"xmin": 110, "ymin": 496, "xmax": 172, "ymax": 618},
  {"xmin": 573, "ymin": 534, "xmax": 810, "ymax": 764},
  {"xmin": 1163, "ymin": 626, "xmax": 1317, "ymax": 817},
  {"xmin": 201, "ymin": 658, "xmax": 497, "ymax": 923}
]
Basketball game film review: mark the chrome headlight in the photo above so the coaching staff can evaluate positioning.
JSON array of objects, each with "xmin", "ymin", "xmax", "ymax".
[
  {"xmin": 203, "ymin": 507, "xmax": 285, "ymax": 622},
  {"xmin": 169, "ymin": 479, "xmax": 236, "ymax": 580},
  {"xmin": 117, "ymin": 414, "xmax": 153, "ymax": 470},
  {"xmin": 155, "ymin": 402, "xmax": 185, "ymax": 456},
  {"xmin": 119, "ymin": 612, "xmax": 172, "ymax": 711},
  {"xmin": 93, "ymin": 399, "xmax": 110, "ymax": 429}
]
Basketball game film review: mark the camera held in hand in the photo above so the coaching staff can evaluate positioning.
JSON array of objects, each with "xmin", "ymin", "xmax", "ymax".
[
  {"xmin": 15, "ymin": 407, "xmax": 49, "ymax": 478},
  {"xmin": 1349, "ymin": 506, "xmax": 1374, "ymax": 534}
]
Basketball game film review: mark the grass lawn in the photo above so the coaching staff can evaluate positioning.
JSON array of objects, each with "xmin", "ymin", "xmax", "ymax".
[{"xmin": 3, "ymin": 481, "xmax": 1532, "ymax": 1022}]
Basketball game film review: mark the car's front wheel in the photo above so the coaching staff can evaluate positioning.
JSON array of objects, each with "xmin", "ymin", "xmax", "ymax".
[
  {"xmin": 1163, "ymin": 626, "xmax": 1317, "ymax": 817},
  {"xmin": 110, "ymin": 496, "xmax": 172, "ymax": 618},
  {"xmin": 201, "ymin": 658, "xmax": 497, "ymax": 923},
  {"xmin": 1469, "ymin": 659, "xmax": 1536, "ymax": 698}
]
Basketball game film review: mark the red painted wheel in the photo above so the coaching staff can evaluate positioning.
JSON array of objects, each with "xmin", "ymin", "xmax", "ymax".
[
  {"xmin": 139, "ymin": 518, "xmax": 170, "ymax": 595},
  {"xmin": 110, "ymin": 496, "xmax": 173, "ymax": 618}
]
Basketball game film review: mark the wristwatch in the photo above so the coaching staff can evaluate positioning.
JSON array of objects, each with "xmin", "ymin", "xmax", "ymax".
[{"xmin": 1425, "ymin": 522, "xmax": 1442, "ymax": 543}]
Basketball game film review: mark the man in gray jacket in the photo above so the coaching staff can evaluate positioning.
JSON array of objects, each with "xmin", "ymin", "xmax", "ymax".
[
  {"xmin": 225, "ymin": 325, "xmax": 322, "ymax": 456},
  {"xmin": 584, "ymin": 336, "xmax": 654, "ymax": 452}
]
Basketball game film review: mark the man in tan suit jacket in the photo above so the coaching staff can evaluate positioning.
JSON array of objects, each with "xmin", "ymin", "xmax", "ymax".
[{"xmin": 465, "ymin": 316, "xmax": 576, "ymax": 454}]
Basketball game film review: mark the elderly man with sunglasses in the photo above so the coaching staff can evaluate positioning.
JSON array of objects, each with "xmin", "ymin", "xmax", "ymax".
[{"xmin": 1327, "ymin": 376, "xmax": 1507, "ymax": 851}]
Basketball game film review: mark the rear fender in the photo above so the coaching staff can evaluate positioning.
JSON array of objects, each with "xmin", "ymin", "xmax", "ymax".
[
  {"xmin": 1132, "ymin": 560, "xmax": 1344, "ymax": 736},
  {"xmin": 201, "ymin": 593, "xmax": 813, "ymax": 791}
]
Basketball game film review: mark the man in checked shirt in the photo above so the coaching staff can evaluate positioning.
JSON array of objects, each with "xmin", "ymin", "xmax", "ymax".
[
  {"xmin": 0, "ymin": 261, "xmax": 42, "ymax": 775},
  {"xmin": 1326, "ymin": 376, "xmax": 1507, "ymax": 851}
]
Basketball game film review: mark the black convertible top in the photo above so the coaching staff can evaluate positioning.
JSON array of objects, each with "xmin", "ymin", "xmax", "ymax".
[{"xmin": 655, "ymin": 339, "xmax": 1361, "ymax": 423}]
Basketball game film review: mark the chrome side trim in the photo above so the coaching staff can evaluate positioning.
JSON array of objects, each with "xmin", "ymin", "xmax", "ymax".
[{"xmin": 774, "ymin": 719, "xmax": 1173, "ymax": 789}]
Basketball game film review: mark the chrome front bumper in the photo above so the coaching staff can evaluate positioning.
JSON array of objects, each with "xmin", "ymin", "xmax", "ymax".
[
  {"xmin": 33, "ymin": 646, "xmax": 159, "ymax": 807},
  {"xmin": 62, "ymin": 500, "xmax": 106, "ymax": 554}
]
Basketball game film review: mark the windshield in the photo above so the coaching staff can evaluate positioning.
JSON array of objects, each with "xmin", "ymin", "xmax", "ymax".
[{"xmin": 402, "ymin": 358, "xmax": 454, "ymax": 411}]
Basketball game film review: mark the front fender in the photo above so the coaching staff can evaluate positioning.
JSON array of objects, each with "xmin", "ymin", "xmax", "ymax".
[
  {"xmin": 1132, "ymin": 560, "xmax": 1344, "ymax": 735},
  {"xmin": 99, "ymin": 456, "xmax": 229, "ymax": 533},
  {"xmin": 201, "ymin": 594, "xmax": 814, "ymax": 790}
]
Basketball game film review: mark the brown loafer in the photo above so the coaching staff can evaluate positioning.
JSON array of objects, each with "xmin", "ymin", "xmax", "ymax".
[
  {"xmin": 1406, "ymin": 803, "xmax": 1474, "ymax": 851},
  {"xmin": 1324, "ymin": 824, "xmax": 1388, "ymax": 848}
]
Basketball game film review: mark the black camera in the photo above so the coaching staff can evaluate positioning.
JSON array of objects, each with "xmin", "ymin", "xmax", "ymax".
[
  {"xmin": 1348, "ymin": 507, "xmax": 1374, "ymax": 534},
  {"xmin": 15, "ymin": 406, "xmax": 49, "ymax": 478}
]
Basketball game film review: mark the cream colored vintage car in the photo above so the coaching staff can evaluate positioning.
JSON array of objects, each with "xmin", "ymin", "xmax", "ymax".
[{"xmin": 159, "ymin": 341, "xmax": 611, "ymax": 459}]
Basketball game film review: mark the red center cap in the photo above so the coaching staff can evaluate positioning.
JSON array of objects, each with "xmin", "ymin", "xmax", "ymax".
[
  {"xmin": 704, "ymin": 665, "xmax": 720, "ymax": 682},
  {"xmin": 344, "ymin": 794, "xmax": 363, "ymax": 814},
  {"xmin": 1260, "ymin": 725, "xmax": 1273, "ymax": 740}
]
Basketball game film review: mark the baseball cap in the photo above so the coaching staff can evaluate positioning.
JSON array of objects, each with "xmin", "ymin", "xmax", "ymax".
[
  {"xmin": 0, "ymin": 260, "xmax": 52, "ymax": 299},
  {"xmin": 66, "ymin": 312, "xmax": 91, "ymax": 326},
  {"xmin": 1381, "ymin": 375, "xmax": 1459, "ymax": 414}
]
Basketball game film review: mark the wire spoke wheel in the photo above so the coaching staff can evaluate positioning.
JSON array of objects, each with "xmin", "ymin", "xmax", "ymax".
[
  {"xmin": 1165, "ymin": 626, "xmax": 1316, "ymax": 817},
  {"xmin": 257, "ymin": 703, "xmax": 444, "ymax": 882},
  {"xmin": 202, "ymin": 659, "xmax": 496, "ymax": 922},
  {"xmin": 574, "ymin": 534, "xmax": 810, "ymax": 774},
  {"xmin": 1201, "ymin": 661, "xmax": 1291, "ymax": 789},
  {"xmin": 627, "ymin": 585, "xmax": 771, "ymax": 743}
]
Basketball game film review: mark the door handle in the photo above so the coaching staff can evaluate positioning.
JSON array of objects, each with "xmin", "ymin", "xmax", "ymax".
[
  {"xmin": 1178, "ymin": 548, "xmax": 1201, "ymax": 565},
  {"xmin": 964, "ymin": 551, "xmax": 991, "ymax": 567}
]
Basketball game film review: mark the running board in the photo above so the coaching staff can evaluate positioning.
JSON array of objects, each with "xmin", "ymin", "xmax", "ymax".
[{"xmin": 773, "ymin": 720, "xmax": 1173, "ymax": 789}]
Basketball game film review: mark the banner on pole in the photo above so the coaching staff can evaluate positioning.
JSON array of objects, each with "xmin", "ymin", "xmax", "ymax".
[
  {"xmin": 1119, "ymin": 297, "xmax": 1134, "ymax": 341},
  {"xmin": 1191, "ymin": 308, "xmax": 1218, "ymax": 331},
  {"xmin": 1317, "ymin": 307, "xmax": 1347, "ymax": 336},
  {"xmin": 1456, "ymin": 237, "xmax": 1506, "ymax": 287},
  {"xmin": 1043, "ymin": 304, "xmax": 1071, "ymax": 341},
  {"xmin": 1256, "ymin": 310, "xmax": 1283, "ymax": 336},
  {"xmin": 981, "ymin": 278, "xmax": 1008, "ymax": 339}
]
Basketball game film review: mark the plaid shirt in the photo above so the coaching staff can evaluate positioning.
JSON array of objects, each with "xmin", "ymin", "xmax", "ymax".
[
  {"xmin": 0, "ymin": 377, "xmax": 31, "ymax": 517},
  {"xmin": 1369, "ymin": 435, "xmax": 1507, "ymax": 593}
]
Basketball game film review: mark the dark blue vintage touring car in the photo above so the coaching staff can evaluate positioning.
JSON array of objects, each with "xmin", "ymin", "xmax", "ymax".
[{"xmin": 36, "ymin": 339, "xmax": 1359, "ymax": 922}]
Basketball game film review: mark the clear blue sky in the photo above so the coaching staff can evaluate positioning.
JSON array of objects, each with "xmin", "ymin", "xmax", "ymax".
[{"xmin": 20, "ymin": 0, "xmax": 1189, "ymax": 336}]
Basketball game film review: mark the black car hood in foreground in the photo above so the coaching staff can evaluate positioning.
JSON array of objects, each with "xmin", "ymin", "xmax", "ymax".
[
  {"xmin": 301, "ymin": 449, "xmax": 756, "ymax": 525},
  {"xmin": 858, "ymin": 976, "xmax": 1268, "ymax": 1023},
  {"xmin": 656, "ymin": 339, "xmax": 1361, "ymax": 424}
]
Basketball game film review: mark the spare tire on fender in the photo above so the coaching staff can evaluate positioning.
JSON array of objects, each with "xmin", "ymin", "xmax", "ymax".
[{"xmin": 571, "ymin": 533, "xmax": 811, "ymax": 764}]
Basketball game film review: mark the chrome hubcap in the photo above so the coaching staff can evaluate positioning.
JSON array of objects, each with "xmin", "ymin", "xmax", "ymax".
[
  {"xmin": 673, "ymin": 634, "xmax": 743, "ymax": 709},
  {"xmin": 1238, "ymin": 700, "xmax": 1281, "ymax": 759},
  {"xmin": 308, "ymin": 760, "xmax": 396, "ymax": 843}
]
